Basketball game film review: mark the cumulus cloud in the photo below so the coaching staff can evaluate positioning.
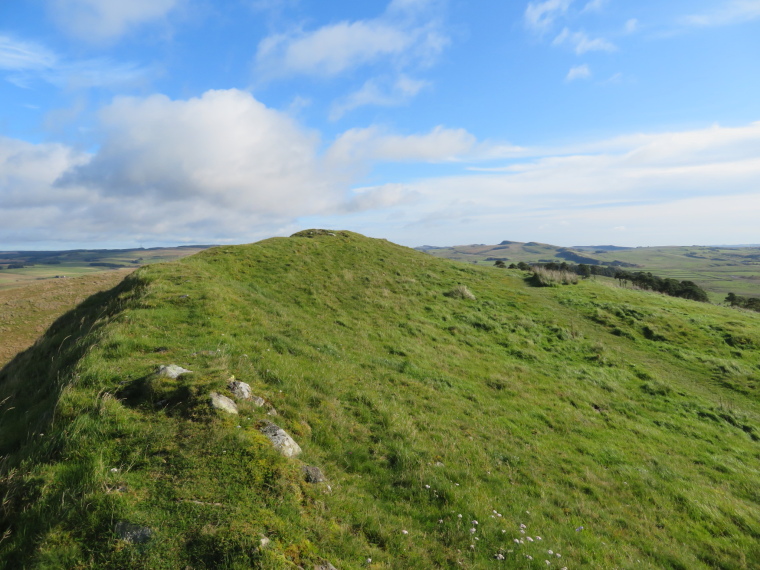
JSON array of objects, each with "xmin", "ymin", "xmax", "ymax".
[
  {"xmin": 255, "ymin": 0, "xmax": 448, "ymax": 79},
  {"xmin": 47, "ymin": 0, "xmax": 181, "ymax": 42},
  {"xmin": 553, "ymin": 27, "xmax": 616, "ymax": 54},
  {"xmin": 681, "ymin": 0, "xmax": 760, "ymax": 27},
  {"xmin": 59, "ymin": 89, "xmax": 342, "ymax": 219},
  {"xmin": 566, "ymin": 64, "xmax": 591, "ymax": 81}
]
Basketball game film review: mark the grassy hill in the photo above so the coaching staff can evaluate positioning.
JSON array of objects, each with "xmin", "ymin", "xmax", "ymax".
[
  {"xmin": 418, "ymin": 241, "xmax": 760, "ymax": 302},
  {"xmin": 1, "ymin": 230, "xmax": 759, "ymax": 569}
]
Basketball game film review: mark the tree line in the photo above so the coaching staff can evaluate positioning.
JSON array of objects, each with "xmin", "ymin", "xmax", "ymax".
[
  {"xmin": 496, "ymin": 260, "xmax": 709, "ymax": 302},
  {"xmin": 725, "ymin": 293, "xmax": 760, "ymax": 313}
]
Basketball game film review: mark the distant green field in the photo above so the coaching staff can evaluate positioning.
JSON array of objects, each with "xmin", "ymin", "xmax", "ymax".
[
  {"xmin": 0, "ymin": 246, "xmax": 213, "ymax": 290},
  {"xmin": 419, "ymin": 242, "xmax": 760, "ymax": 302}
]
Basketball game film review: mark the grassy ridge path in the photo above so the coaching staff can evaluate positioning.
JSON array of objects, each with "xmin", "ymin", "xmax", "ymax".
[{"xmin": 0, "ymin": 269, "xmax": 134, "ymax": 368}]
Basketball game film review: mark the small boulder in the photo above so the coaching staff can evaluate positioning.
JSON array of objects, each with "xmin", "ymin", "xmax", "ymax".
[
  {"xmin": 114, "ymin": 521, "xmax": 152, "ymax": 544},
  {"xmin": 314, "ymin": 563, "xmax": 338, "ymax": 570},
  {"xmin": 302, "ymin": 465, "xmax": 327, "ymax": 483},
  {"xmin": 209, "ymin": 392, "xmax": 238, "ymax": 414},
  {"xmin": 228, "ymin": 378, "xmax": 252, "ymax": 400},
  {"xmin": 156, "ymin": 364, "xmax": 191, "ymax": 379},
  {"xmin": 259, "ymin": 422, "xmax": 301, "ymax": 457}
]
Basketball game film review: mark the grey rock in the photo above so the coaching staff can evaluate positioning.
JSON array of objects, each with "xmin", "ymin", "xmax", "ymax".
[
  {"xmin": 209, "ymin": 392, "xmax": 238, "ymax": 414},
  {"xmin": 228, "ymin": 378, "xmax": 252, "ymax": 400},
  {"xmin": 259, "ymin": 422, "xmax": 301, "ymax": 457},
  {"xmin": 314, "ymin": 563, "xmax": 338, "ymax": 570},
  {"xmin": 302, "ymin": 465, "xmax": 327, "ymax": 483},
  {"xmin": 252, "ymin": 395, "xmax": 267, "ymax": 407},
  {"xmin": 259, "ymin": 535, "xmax": 271, "ymax": 549},
  {"xmin": 156, "ymin": 364, "xmax": 191, "ymax": 379},
  {"xmin": 115, "ymin": 521, "xmax": 152, "ymax": 544}
]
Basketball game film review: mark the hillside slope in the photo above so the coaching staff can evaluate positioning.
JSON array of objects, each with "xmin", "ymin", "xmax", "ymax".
[{"xmin": 1, "ymin": 230, "xmax": 759, "ymax": 569}]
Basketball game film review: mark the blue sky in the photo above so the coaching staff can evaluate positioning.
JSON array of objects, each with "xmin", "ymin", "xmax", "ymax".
[{"xmin": 1, "ymin": 0, "xmax": 759, "ymax": 249}]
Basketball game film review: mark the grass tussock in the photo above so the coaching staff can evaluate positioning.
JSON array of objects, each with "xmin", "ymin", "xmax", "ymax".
[
  {"xmin": 0, "ymin": 230, "xmax": 759, "ymax": 569},
  {"xmin": 529, "ymin": 267, "xmax": 579, "ymax": 287}
]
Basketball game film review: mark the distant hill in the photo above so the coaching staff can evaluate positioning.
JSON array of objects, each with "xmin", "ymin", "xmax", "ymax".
[
  {"xmin": 417, "ymin": 240, "xmax": 760, "ymax": 301},
  {"xmin": 1, "ymin": 230, "xmax": 759, "ymax": 568},
  {"xmin": 0, "ymin": 245, "xmax": 214, "ymax": 291}
]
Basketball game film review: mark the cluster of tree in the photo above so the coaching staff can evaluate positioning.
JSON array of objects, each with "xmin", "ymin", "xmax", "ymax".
[
  {"xmin": 496, "ymin": 260, "xmax": 709, "ymax": 302},
  {"xmin": 725, "ymin": 293, "xmax": 760, "ymax": 312},
  {"xmin": 612, "ymin": 270, "xmax": 709, "ymax": 302}
]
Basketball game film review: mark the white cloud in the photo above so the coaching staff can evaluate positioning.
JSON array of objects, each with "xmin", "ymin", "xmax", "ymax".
[
  {"xmin": 58, "ymin": 89, "xmax": 341, "ymax": 218},
  {"xmin": 0, "ymin": 36, "xmax": 57, "ymax": 71},
  {"xmin": 581, "ymin": 0, "xmax": 607, "ymax": 13},
  {"xmin": 335, "ymin": 121, "xmax": 760, "ymax": 247},
  {"xmin": 566, "ymin": 64, "xmax": 591, "ymax": 81},
  {"xmin": 624, "ymin": 18, "xmax": 639, "ymax": 33},
  {"xmin": 2, "ymin": 90, "xmax": 346, "ymax": 245},
  {"xmin": 525, "ymin": 0, "xmax": 574, "ymax": 32},
  {"xmin": 327, "ymin": 125, "xmax": 476, "ymax": 164},
  {"xmin": 47, "ymin": 0, "xmax": 181, "ymax": 42},
  {"xmin": 553, "ymin": 27, "xmax": 616, "ymax": 54},
  {"xmin": 255, "ymin": 0, "xmax": 448, "ymax": 78},
  {"xmin": 681, "ymin": 0, "xmax": 760, "ymax": 27},
  {"xmin": 330, "ymin": 75, "xmax": 429, "ymax": 119},
  {"xmin": 0, "ymin": 34, "xmax": 150, "ymax": 89}
]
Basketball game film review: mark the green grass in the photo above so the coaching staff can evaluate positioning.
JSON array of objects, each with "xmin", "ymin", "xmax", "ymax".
[
  {"xmin": 1, "ymin": 230, "xmax": 759, "ymax": 568},
  {"xmin": 0, "ymin": 246, "xmax": 211, "ymax": 291},
  {"xmin": 421, "ymin": 242, "xmax": 760, "ymax": 301}
]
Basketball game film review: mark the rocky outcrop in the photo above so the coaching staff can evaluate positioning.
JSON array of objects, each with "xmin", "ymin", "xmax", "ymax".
[
  {"xmin": 156, "ymin": 364, "xmax": 191, "ymax": 379},
  {"xmin": 302, "ymin": 465, "xmax": 327, "ymax": 483},
  {"xmin": 228, "ymin": 378, "xmax": 252, "ymax": 400},
  {"xmin": 209, "ymin": 392, "xmax": 238, "ymax": 414},
  {"xmin": 114, "ymin": 521, "xmax": 152, "ymax": 544},
  {"xmin": 259, "ymin": 422, "xmax": 301, "ymax": 457}
]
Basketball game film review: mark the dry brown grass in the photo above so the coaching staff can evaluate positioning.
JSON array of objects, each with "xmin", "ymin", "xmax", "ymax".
[{"xmin": 0, "ymin": 269, "xmax": 133, "ymax": 368}]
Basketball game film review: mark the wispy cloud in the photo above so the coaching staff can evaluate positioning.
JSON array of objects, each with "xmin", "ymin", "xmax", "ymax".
[
  {"xmin": 0, "ymin": 36, "xmax": 57, "ymax": 71},
  {"xmin": 255, "ymin": 0, "xmax": 448, "ymax": 79},
  {"xmin": 680, "ymin": 0, "xmax": 760, "ymax": 27},
  {"xmin": 46, "ymin": 0, "xmax": 182, "ymax": 42},
  {"xmin": 327, "ymin": 125, "xmax": 476, "ymax": 164},
  {"xmin": 581, "ymin": 0, "xmax": 607, "ymax": 13},
  {"xmin": 361, "ymin": 121, "xmax": 760, "ymax": 246},
  {"xmin": 330, "ymin": 75, "xmax": 429, "ymax": 120},
  {"xmin": 624, "ymin": 19, "xmax": 639, "ymax": 34},
  {"xmin": 524, "ymin": 0, "xmax": 574, "ymax": 33},
  {"xmin": 566, "ymin": 64, "xmax": 591, "ymax": 81},
  {"xmin": 0, "ymin": 34, "xmax": 150, "ymax": 89},
  {"xmin": 553, "ymin": 27, "xmax": 616, "ymax": 54}
]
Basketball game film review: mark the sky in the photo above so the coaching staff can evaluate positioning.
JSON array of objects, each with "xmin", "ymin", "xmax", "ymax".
[{"xmin": 1, "ymin": 0, "xmax": 759, "ymax": 250}]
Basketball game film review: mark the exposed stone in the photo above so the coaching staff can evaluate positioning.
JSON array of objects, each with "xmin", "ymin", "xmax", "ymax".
[
  {"xmin": 156, "ymin": 364, "xmax": 191, "ymax": 379},
  {"xmin": 114, "ymin": 521, "xmax": 152, "ymax": 544},
  {"xmin": 228, "ymin": 378, "xmax": 252, "ymax": 400},
  {"xmin": 302, "ymin": 465, "xmax": 327, "ymax": 483},
  {"xmin": 259, "ymin": 422, "xmax": 301, "ymax": 457},
  {"xmin": 209, "ymin": 392, "xmax": 238, "ymax": 414},
  {"xmin": 252, "ymin": 395, "xmax": 266, "ymax": 407},
  {"xmin": 314, "ymin": 563, "xmax": 338, "ymax": 570},
  {"xmin": 259, "ymin": 535, "xmax": 271, "ymax": 548}
]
